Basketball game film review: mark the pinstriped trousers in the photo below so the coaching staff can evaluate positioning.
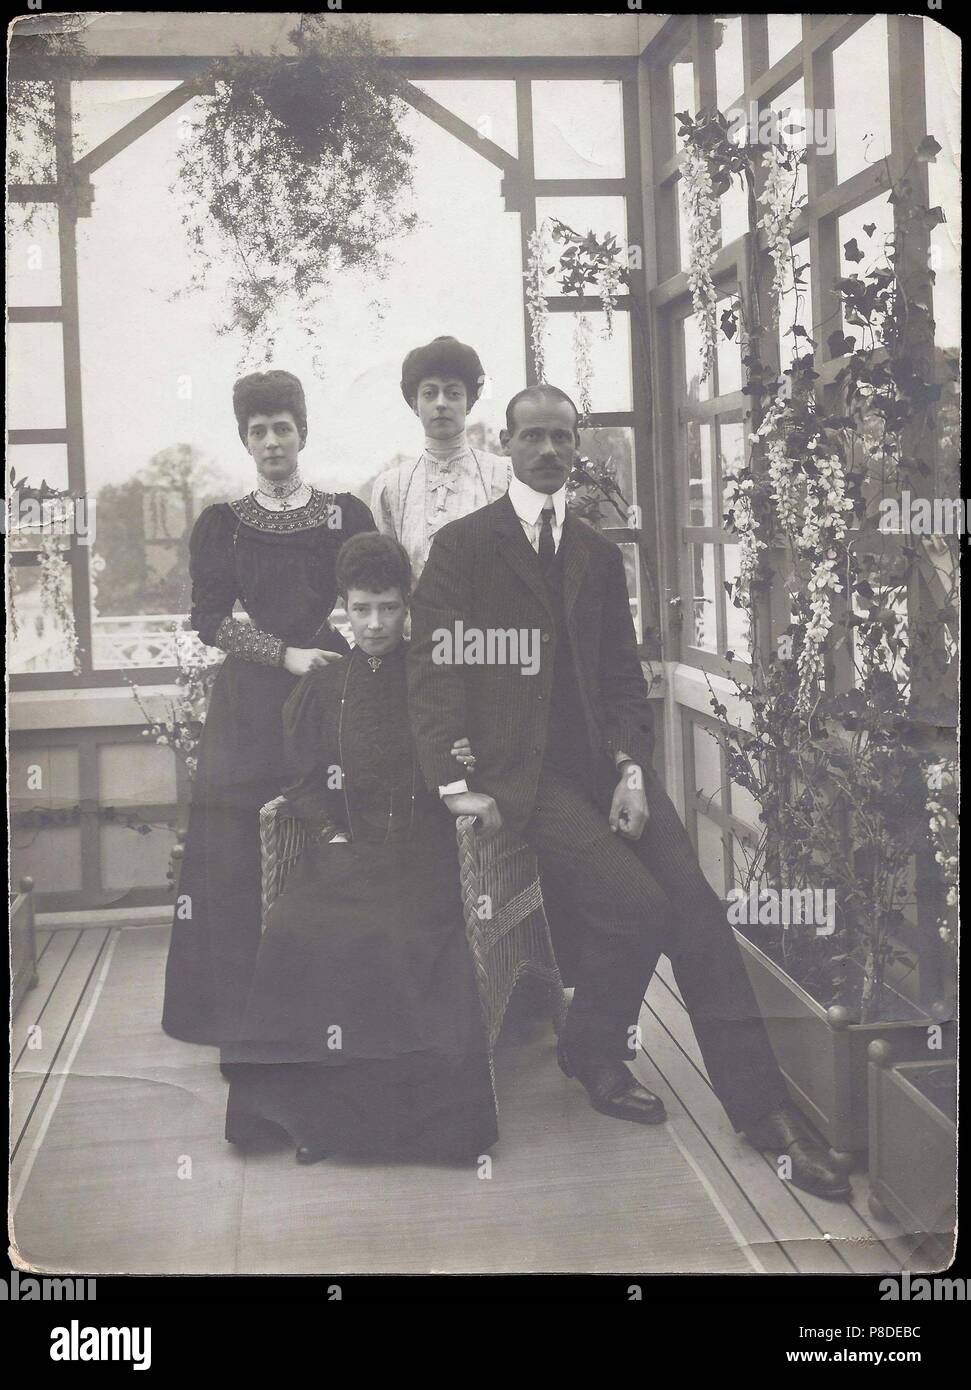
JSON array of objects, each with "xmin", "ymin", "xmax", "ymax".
[{"xmin": 521, "ymin": 761, "xmax": 789, "ymax": 1131}]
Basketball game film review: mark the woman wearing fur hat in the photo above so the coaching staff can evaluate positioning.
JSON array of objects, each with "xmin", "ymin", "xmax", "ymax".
[{"xmin": 162, "ymin": 369, "xmax": 376, "ymax": 1050}]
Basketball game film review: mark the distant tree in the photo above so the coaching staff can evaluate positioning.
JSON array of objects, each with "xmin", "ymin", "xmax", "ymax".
[{"xmin": 92, "ymin": 445, "xmax": 237, "ymax": 617}]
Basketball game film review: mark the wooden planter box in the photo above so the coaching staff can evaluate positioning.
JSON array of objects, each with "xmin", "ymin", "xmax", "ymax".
[
  {"xmin": 868, "ymin": 1051, "xmax": 957, "ymax": 1262},
  {"xmin": 735, "ymin": 930, "xmax": 952, "ymax": 1159},
  {"xmin": 10, "ymin": 875, "xmax": 39, "ymax": 1018}
]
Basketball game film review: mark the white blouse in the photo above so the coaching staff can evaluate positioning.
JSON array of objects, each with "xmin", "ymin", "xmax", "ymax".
[{"xmin": 371, "ymin": 447, "xmax": 511, "ymax": 582}]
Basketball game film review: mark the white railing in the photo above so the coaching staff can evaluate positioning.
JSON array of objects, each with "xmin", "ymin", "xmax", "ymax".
[{"xmin": 90, "ymin": 610, "xmax": 353, "ymax": 669}]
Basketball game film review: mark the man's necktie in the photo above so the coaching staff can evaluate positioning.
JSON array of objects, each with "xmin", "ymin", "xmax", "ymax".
[{"xmin": 538, "ymin": 504, "xmax": 556, "ymax": 581}]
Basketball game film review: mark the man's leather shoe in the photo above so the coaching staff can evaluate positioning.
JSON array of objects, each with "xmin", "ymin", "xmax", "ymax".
[
  {"xmin": 557, "ymin": 1043, "xmax": 666, "ymax": 1125},
  {"xmin": 745, "ymin": 1105, "xmax": 852, "ymax": 1201}
]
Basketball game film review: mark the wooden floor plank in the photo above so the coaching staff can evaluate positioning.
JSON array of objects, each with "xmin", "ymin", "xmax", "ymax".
[
  {"xmin": 12, "ymin": 929, "xmax": 82, "ymax": 1061},
  {"xmin": 11, "ymin": 929, "xmax": 113, "ymax": 1191},
  {"xmin": 634, "ymin": 983, "xmax": 851, "ymax": 1274},
  {"xmin": 10, "ymin": 921, "xmax": 937, "ymax": 1276},
  {"xmin": 639, "ymin": 972, "xmax": 909, "ymax": 1274},
  {"xmin": 650, "ymin": 961, "xmax": 922, "ymax": 1270}
]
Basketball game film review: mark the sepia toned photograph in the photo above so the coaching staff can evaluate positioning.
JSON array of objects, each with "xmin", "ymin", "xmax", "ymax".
[{"xmin": 6, "ymin": 7, "xmax": 959, "ymax": 1290}]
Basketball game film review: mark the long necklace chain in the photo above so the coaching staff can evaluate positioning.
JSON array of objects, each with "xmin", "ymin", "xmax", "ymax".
[{"xmin": 336, "ymin": 648, "xmax": 417, "ymax": 844}]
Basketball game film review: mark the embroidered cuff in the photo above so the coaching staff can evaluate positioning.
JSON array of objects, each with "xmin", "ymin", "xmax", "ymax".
[{"xmin": 215, "ymin": 616, "xmax": 286, "ymax": 667}]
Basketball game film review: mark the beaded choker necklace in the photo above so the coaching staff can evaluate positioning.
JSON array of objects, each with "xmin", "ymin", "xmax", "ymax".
[{"xmin": 255, "ymin": 470, "xmax": 306, "ymax": 509}]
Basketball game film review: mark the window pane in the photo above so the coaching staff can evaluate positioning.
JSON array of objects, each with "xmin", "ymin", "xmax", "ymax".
[
  {"xmin": 717, "ymin": 420, "xmax": 747, "ymax": 500},
  {"xmin": 412, "ymin": 79, "xmax": 518, "ymax": 158},
  {"xmin": 72, "ymin": 80, "xmax": 186, "ymax": 160},
  {"xmin": 686, "ymin": 419, "xmax": 714, "ymax": 525},
  {"xmin": 693, "ymin": 722, "xmax": 724, "ymax": 808},
  {"xmin": 7, "ymin": 322, "xmax": 65, "ymax": 430},
  {"xmin": 696, "ymin": 812, "xmax": 727, "ymax": 894},
  {"xmin": 682, "ymin": 313, "xmax": 712, "ymax": 402},
  {"xmin": 7, "ymin": 80, "xmax": 55, "ymax": 182},
  {"xmin": 722, "ymin": 543, "xmax": 751, "ymax": 661},
  {"xmin": 777, "ymin": 241, "xmax": 812, "ymax": 368},
  {"xmin": 767, "ymin": 15, "xmax": 803, "ymax": 70},
  {"xmin": 925, "ymin": 19, "xmax": 961, "ymax": 355},
  {"xmin": 689, "ymin": 542, "xmax": 718, "ymax": 651},
  {"xmin": 720, "ymin": 177, "xmax": 748, "ymax": 248},
  {"xmin": 833, "ymin": 16, "xmax": 892, "ymax": 184},
  {"xmin": 729, "ymin": 829, "xmax": 760, "ymax": 889},
  {"xmin": 8, "ymin": 442, "xmax": 72, "ymax": 554},
  {"xmin": 769, "ymin": 80, "xmax": 808, "ymax": 204},
  {"xmin": 575, "ymin": 425, "xmax": 635, "ymax": 526},
  {"xmin": 730, "ymin": 775, "xmax": 761, "ymax": 829},
  {"xmin": 716, "ymin": 292, "xmax": 742, "ymax": 394},
  {"xmin": 715, "ymin": 16, "xmax": 745, "ymax": 111},
  {"xmin": 672, "ymin": 41, "xmax": 694, "ymax": 151},
  {"xmin": 8, "ymin": 564, "xmax": 77, "ymax": 673},
  {"xmin": 8, "ymin": 442, "xmax": 69, "ymax": 494},
  {"xmin": 618, "ymin": 540, "xmax": 644, "ymax": 640},
  {"xmin": 543, "ymin": 310, "xmax": 632, "ymax": 414},
  {"xmin": 837, "ymin": 198, "xmax": 893, "ymax": 349},
  {"xmin": 677, "ymin": 190, "xmax": 692, "ymax": 275},
  {"xmin": 7, "ymin": 203, "xmax": 61, "ymax": 307},
  {"xmin": 535, "ymin": 196, "xmax": 629, "ymax": 299},
  {"xmin": 531, "ymin": 80, "xmax": 624, "ymax": 179}
]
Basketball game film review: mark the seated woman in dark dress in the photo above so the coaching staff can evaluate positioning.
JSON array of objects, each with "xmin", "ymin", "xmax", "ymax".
[{"xmin": 224, "ymin": 533, "xmax": 498, "ymax": 1164}]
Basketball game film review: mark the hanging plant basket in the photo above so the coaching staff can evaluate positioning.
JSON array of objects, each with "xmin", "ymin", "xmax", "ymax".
[
  {"xmin": 176, "ymin": 17, "xmax": 417, "ymax": 357},
  {"xmin": 261, "ymin": 56, "xmax": 346, "ymax": 160}
]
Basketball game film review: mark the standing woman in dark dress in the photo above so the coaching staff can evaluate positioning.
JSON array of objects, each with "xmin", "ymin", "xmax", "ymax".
[
  {"xmin": 162, "ymin": 370, "xmax": 376, "ymax": 1048},
  {"xmin": 223, "ymin": 533, "xmax": 498, "ymax": 1164}
]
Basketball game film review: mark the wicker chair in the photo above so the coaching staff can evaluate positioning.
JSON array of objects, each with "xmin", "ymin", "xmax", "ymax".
[{"xmin": 259, "ymin": 798, "xmax": 567, "ymax": 1089}]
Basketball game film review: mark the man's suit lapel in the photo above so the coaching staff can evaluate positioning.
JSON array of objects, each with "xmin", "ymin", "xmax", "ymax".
[
  {"xmin": 489, "ymin": 492, "xmax": 592, "ymax": 620},
  {"xmin": 490, "ymin": 492, "xmax": 553, "ymax": 618},
  {"xmin": 559, "ymin": 512, "xmax": 589, "ymax": 619}
]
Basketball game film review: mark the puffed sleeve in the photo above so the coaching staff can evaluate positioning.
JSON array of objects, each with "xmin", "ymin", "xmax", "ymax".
[
  {"xmin": 189, "ymin": 503, "xmax": 288, "ymax": 665},
  {"xmin": 189, "ymin": 505, "xmax": 238, "ymax": 646},
  {"xmin": 337, "ymin": 491, "xmax": 378, "ymax": 540},
  {"xmin": 370, "ymin": 470, "xmax": 399, "ymax": 539},
  {"xmin": 279, "ymin": 665, "xmax": 347, "ymax": 836}
]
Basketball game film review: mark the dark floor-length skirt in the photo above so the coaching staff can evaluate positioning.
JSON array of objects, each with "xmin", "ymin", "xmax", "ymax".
[
  {"xmin": 223, "ymin": 820, "xmax": 499, "ymax": 1162},
  {"xmin": 162, "ymin": 656, "xmax": 301, "ymax": 1047},
  {"xmin": 161, "ymin": 774, "xmax": 279, "ymax": 1047}
]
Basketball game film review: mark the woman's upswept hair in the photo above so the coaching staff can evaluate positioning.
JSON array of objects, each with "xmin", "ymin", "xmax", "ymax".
[
  {"xmin": 233, "ymin": 370, "xmax": 308, "ymax": 444},
  {"xmin": 400, "ymin": 336, "xmax": 486, "ymax": 410},
  {"xmin": 336, "ymin": 531, "xmax": 412, "ymax": 601}
]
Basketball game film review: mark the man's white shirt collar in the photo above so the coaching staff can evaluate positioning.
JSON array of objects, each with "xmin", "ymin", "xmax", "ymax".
[{"xmin": 508, "ymin": 473, "xmax": 567, "ymax": 528}]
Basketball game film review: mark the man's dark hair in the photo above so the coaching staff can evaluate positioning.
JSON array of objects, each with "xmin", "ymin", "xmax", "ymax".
[
  {"xmin": 336, "ymin": 532, "xmax": 412, "ymax": 601},
  {"xmin": 233, "ymin": 369, "xmax": 308, "ymax": 444},
  {"xmin": 400, "ymin": 336, "xmax": 486, "ymax": 409},
  {"xmin": 505, "ymin": 384, "xmax": 581, "ymax": 435}
]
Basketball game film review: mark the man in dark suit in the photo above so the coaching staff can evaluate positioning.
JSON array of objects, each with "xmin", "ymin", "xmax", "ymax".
[{"xmin": 407, "ymin": 384, "xmax": 850, "ymax": 1200}]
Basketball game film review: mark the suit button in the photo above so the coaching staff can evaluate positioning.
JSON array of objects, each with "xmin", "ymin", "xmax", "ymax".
[
  {"xmin": 537, "ymin": 693, "xmax": 545, "ymax": 701},
  {"xmin": 541, "ymin": 633, "xmax": 550, "ymax": 643}
]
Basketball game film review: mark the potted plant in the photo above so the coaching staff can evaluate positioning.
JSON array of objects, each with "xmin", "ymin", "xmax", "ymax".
[
  {"xmin": 672, "ymin": 111, "xmax": 958, "ymax": 1159},
  {"xmin": 867, "ymin": 1041, "xmax": 956, "ymax": 1261}
]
